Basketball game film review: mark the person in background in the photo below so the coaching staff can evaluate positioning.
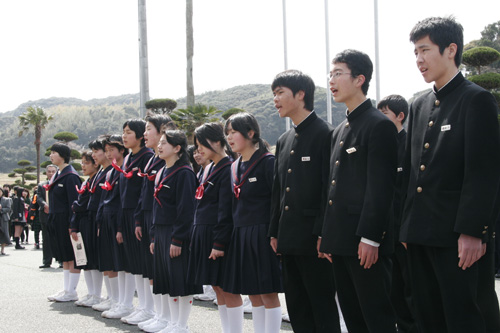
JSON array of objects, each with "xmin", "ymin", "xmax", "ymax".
[
  {"xmin": 21, "ymin": 188, "xmax": 30, "ymax": 244},
  {"xmin": 0, "ymin": 189, "xmax": 12, "ymax": 255},
  {"xmin": 37, "ymin": 164, "xmax": 57, "ymax": 268},
  {"xmin": 377, "ymin": 94, "xmax": 418, "ymax": 333},
  {"xmin": 12, "ymin": 187, "xmax": 27, "ymax": 250},
  {"xmin": 28, "ymin": 189, "xmax": 42, "ymax": 249}
]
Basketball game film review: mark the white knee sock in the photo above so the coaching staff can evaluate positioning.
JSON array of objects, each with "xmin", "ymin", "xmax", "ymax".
[
  {"xmin": 103, "ymin": 275, "xmax": 111, "ymax": 299},
  {"xmin": 252, "ymin": 306, "xmax": 265, "ymax": 333},
  {"xmin": 134, "ymin": 274, "xmax": 145, "ymax": 310},
  {"xmin": 161, "ymin": 294, "xmax": 171, "ymax": 321},
  {"xmin": 118, "ymin": 271, "xmax": 126, "ymax": 304},
  {"xmin": 168, "ymin": 295, "xmax": 180, "ymax": 323},
  {"xmin": 143, "ymin": 278, "xmax": 154, "ymax": 313},
  {"xmin": 153, "ymin": 292, "xmax": 161, "ymax": 316},
  {"xmin": 69, "ymin": 272, "xmax": 81, "ymax": 292},
  {"xmin": 226, "ymin": 305, "xmax": 244, "ymax": 333},
  {"xmin": 109, "ymin": 276, "xmax": 119, "ymax": 302},
  {"xmin": 83, "ymin": 270, "xmax": 94, "ymax": 296},
  {"xmin": 177, "ymin": 296, "xmax": 193, "ymax": 328},
  {"xmin": 63, "ymin": 269, "xmax": 70, "ymax": 291},
  {"xmin": 218, "ymin": 304, "xmax": 229, "ymax": 333},
  {"xmin": 123, "ymin": 272, "xmax": 136, "ymax": 308},
  {"xmin": 91, "ymin": 270, "xmax": 103, "ymax": 298},
  {"xmin": 265, "ymin": 306, "xmax": 282, "ymax": 333}
]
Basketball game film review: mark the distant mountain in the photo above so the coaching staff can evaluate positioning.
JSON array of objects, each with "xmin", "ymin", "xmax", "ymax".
[{"xmin": 0, "ymin": 85, "xmax": 347, "ymax": 173}]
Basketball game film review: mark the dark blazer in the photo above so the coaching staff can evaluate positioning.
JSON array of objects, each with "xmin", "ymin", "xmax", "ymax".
[
  {"xmin": 37, "ymin": 180, "xmax": 49, "ymax": 224},
  {"xmin": 193, "ymin": 157, "xmax": 233, "ymax": 251},
  {"xmin": 393, "ymin": 129, "xmax": 407, "ymax": 236},
  {"xmin": 320, "ymin": 99, "xmax": 398, "ymax": 256},
  {"xmin": 400, "ymin": 73, "xmax": 500, "ymax": 246},
  {"xmin": 230, "ymin": 150, "xmax": 274, "ymax": 228},
  {"xmin": 119, "ymin": 147, "xmax": 154, "ymax": 209},
  {"xmin": 269, "ymin": 112, "xmax": 334, "ymax": 255},
  {"xmin": 152, "ymin": 165, "xmax": 196, "ymax": 246}
]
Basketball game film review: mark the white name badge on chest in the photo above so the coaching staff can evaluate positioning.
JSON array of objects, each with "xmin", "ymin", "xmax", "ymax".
[
  {"xmin": 249, "ymin": 177, "xmax": 257, "ymax": 182},
  {"xmin": 346, "ymin": 147, "xmax": 357, "ymax": 154},
  {"xmin": 58, "ymin": 184, "xmax": 64, "ymax": 187},
  {"xmin": 441, "ymin": 124, "xmax": 451, "ymax": 132},
  {"xmin": 397, "ymin": 167, "xmax": 403, "ymax": 172},
  {"xmin": 301, "ymin": 156, "xmax": 311, "ymax": 162}
]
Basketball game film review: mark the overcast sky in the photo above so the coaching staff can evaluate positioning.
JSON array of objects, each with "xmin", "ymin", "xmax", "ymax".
[{"xmin": 0, "ymin": 0, "xmax": 498, "ymax": 113}]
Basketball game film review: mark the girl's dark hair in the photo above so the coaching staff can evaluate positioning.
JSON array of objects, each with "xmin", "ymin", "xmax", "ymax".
[
  {"xmin": 187, "ymin": 145, "xmax": 201, "ymax": 174},
  {"xmin": 194, "ymin": 122, "xmax": 236, "ymax": 159},
  {"xmin": 162, "ymin": 129, "xmax": 190, "ymax": 167},
  {"xmin": 1, "ymin": 189, "xmax": 7, "ymax": 197},
  {"xmin": 104, "ymin": 134, "xmax": 127, "ymax": 158},
  {"xmin": 224, "ymin": 112, "xmax": 269, "ymax": 154},
  {"xmin": 145, "ymin": 113, "xmax": 177, "ymax": 133},
  {"xmin": 16, "ymin": 187, "xmax": 25, "ymax": 198},
  {"xmin": 123, "ymin": 119, "xmax": 147, "ymax": 147},
  {"xmin": 81, "ymin": 151, "xmax": 95, "ymax": 164},
  {"xmin": 88, "ymin": 135, "xmax": 109, "ymax": 151},
  {"xmin": 51, "ymin": 142, "xmax": 71, "ymax": 163}
]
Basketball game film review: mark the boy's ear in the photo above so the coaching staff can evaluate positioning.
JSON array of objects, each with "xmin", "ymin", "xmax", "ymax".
[
  {"xmin": 397, "ymin": 112, "xmax": 405, "ymax": 123},
  {"xmin": 355, "ymin": 75, "xmax": 366, "ymax": 89},
  {"xmin": 447, "ymin": 43, "xmax": 457, "ymax": 60},
  {"xmin": 296, "ymin": 90, "xmax": 305, "ymax": 101}
]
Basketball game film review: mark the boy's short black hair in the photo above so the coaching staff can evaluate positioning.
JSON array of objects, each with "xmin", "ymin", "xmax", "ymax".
[
  {"xmin": 333, "ymin": 49, "xmax": 373, "ymax": 95},
  {"xmin": 271, "ymin": 69, "xmax": 315, "ymax": 111},
  {"xmin": 409, "ymin": 16, "xmax": 464, "ymax": 67},
  {"xmin": 377, "ymin": 95, "xmax": 409, "ymax": 125}
]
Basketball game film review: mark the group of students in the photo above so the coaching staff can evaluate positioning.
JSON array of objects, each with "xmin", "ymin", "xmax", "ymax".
[{"xmin": 40, "ymin": 15, "xmax": 500, "ymax": 333}]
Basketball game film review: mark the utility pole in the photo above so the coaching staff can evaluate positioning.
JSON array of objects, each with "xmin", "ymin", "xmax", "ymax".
[{"xmin": 138, "ymin": 0, "xmax": 150, "ymax": 118}]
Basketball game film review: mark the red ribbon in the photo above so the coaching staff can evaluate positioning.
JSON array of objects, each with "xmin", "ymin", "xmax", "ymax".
[
  {"xmin": 138, "ymin": 169, "xmax": 156, "ymax": 181},
  {"xmin": 43, "ymin": 184, "xmax": 49, "ymax": 191},
  {"xmin": 195, "ymin": 183, "xmax": 205, "ymax": 200},
  {"xmin": 153, "ymin": 183, "xmax": 163, "ymax": 207},
  {"xmin": 101, "ymin": 181, "xmax": 114, "ymax": 191},
  {"xmin": 75, "ymin": 183, "xmax": 87, "ymax": 195},
  {"xmin": 233, "ymin": 184, "xmax": 241, "ymax": 199},
  {"xmin": 112, "ymin": 159, "xmax": 134, "ymax": 179}
]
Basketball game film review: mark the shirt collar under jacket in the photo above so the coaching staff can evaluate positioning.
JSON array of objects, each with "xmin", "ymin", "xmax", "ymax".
[
  {"xmin": 345, "ymin": 99, "xmax": 372, "ymax": 122},
  {"xmin": 293, "ymin": 111, "xmax": 318, "ymax": 133},
  {"xmin": 433, "ymin": 71, "xmax": 464, "ymax": 101},
  {"xmin": 433, "ymin": 70, "xmax": 461, "ymax": 93},
  {"xmin": 292, "ymin": 110, "xmax": 316, "ymax": 128}
]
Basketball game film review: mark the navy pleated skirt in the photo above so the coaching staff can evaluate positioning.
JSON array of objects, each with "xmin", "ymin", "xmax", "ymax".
[
  {"xmin": 98, "ymin": 210, "xmax": 124, "ymax": 272},
  {"xmin": 153, "ymin": 224, "xmax": 202, "ymax": 296},
  {"xmin": 187, "ymin": 224, "xmax": 226, "ymax": 287},
  {"xmin": 140, "ymin": 210, "xmax": 154, "ymax": 279},
  {"xmin": 76, "ymin": 211, "xmax": 99, "ymax": 270},
  {"xmin": 222, "ymin": 223, "xmax": 283, "ymax": 295},
  {"xmin": 48, "ymin": 212, "xmax": 75, "ymax": 263},
  {"xmin": 121, "ymin": 208, "xmax": 142, "ymax": 275}
]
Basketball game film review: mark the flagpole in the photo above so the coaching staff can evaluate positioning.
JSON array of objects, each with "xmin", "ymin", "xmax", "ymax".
[
  {"xmin": 282, "ymin": 0, "xmax": 290, "ymax": 131},
  {"xmin": 324, "ymin": 0, "xmax": 332, "ymax": 124},
  {"xmin": 373, "ymin": 0, "xmax": 381, "ymax": 104}
]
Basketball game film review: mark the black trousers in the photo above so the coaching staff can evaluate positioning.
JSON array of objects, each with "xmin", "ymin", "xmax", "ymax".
[
  {"xmin": 391, "ymin": 242, "xmax": 418, "ymax": 333},
  {"xmin": 282, "ymin": 254, "xmax": 340, "ymax": 333},
  {"xmin": 407, "ymin": 244, "xmax": 484, "ymax": 333},
  {"xmin": 40, "ymin": 220, "xmax": 52, "ymax": 265},
  {"xmin": 478, "ymin": 239, "xmax": 500, "ymax": 333},
  {"xmin": 333, "ymin": 255, "xmax": 396, "ymax": 333}
]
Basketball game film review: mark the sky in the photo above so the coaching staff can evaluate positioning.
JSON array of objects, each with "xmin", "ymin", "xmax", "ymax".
[{"xmin": 0, "ymin": 0, "xmax": 498, "ymax": 113}]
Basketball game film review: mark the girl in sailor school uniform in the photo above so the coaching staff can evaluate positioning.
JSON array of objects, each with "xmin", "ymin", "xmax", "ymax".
[
  {"xmin": 94, "ymin": 135, "xmax": 127, "ymax": 316},
  {"xmin": 70, "ymin": 151, "xmax": 100, "ymax": 307},
  {"xmin": 84, "ymin": 136, "xmax": 113, "ymax": 308},
  {"xmin": 130, "ymin": 114, "xmax": 174, "ymax": 329},
  {"xmin": 113, "ymin": 119, "xmax": 153, "ymax": 321},
  {"xmin": 222, "ymin": 112, "xmax": 283, "ymax": 333},
  {"xmin": 45, "ymin": 142, "xmax": 82, "ymax": 302},
  {"xmin": 186, "ymin": 122, "xmax": 235, "ymax": 332},
  {"xmin": 150, "ymin": 129, "xmax": 198, "ymax": 333}
]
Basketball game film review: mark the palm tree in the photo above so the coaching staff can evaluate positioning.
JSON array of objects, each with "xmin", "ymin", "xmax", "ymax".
[
  {"xmin": 186, "ymin": 0, "xmax": 195, "ymax": 107},
  {"xmin": 18, "ymin": 106, "xmax": 53, "ymax": 184},
  {"xmin": 171, "ymin": 103, "xmax": 221, "ymax": 143}
]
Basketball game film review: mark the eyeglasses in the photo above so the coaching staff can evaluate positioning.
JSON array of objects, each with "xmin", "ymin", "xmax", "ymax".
[{"xmin": 328, "ymin": 71, "xmax": 352, "ymax": 80}]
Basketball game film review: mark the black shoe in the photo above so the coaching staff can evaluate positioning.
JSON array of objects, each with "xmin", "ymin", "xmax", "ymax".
[
  {"xmin": 15, "ymin": 245, "xmax": 25, "ymax": 250},
  {"xmin": 58, "ymin": 263, "xmax": 63, "ymax": 268},
  {"xmin": 495, "ymin": 273, "xmax": 500, "ymax": 279},
  {"xmin": 35, "ymin": 244, "xmax": 40, "ymax": 249},
  {"xmin": 39, "ymin": 264, "xmax": 51, "ymax": 268}
]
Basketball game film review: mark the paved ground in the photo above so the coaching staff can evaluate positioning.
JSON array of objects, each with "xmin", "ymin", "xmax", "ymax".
[
  {"xmin": 3, "ymin": 243, "xmax": 500, "ymax": 332},
  {"xmin": 0, "ymin": 244, "xmax": 293, "ymax": 333}
]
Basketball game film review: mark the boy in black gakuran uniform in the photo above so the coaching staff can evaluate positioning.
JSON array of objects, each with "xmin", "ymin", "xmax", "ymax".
[{"xmin": 268, "ymin": 69, "xmax": 340, "ymax": 333}]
